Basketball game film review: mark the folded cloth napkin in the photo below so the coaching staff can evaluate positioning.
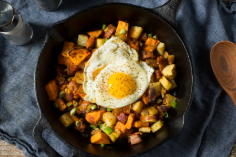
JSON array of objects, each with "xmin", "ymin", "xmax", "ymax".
[{"xmin": 0, "ymin": 0, "xmax": 236, "ymax": 156}]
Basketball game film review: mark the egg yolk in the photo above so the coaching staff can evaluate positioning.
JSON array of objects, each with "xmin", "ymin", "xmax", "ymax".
[{"xmin": 108, "ymin": 73, "xmax": 136, "ymax": 98}]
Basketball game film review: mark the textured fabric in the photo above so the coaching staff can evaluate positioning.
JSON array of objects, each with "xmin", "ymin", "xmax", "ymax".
[{"xmin": 0, "ymin": 0, "xmax": 236, "ymax": 156}]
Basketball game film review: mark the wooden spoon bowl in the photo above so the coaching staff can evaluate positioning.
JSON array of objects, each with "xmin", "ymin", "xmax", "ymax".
[{"xmin": 210, "ymin": 41, "xmax": 236, "ymax": 106}]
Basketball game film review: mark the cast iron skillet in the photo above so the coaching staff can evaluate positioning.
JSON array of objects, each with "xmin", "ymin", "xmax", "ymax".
[{"xmin": 34, "ymin": 0, "xmax": 194, "ymax": 156}]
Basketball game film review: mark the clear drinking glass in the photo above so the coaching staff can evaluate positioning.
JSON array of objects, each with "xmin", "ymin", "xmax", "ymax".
[
  {"xmin": 0, "ymin": 1, "xmax": 33, "ymax": 45},
  {"xmin": 34, "ymin": 0, "xmax": 62, "ymax": 12}
]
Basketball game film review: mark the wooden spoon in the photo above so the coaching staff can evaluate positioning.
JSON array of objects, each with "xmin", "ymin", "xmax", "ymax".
[{"xmin": 210, "ymin": 41, "xmax": 236, "ymax": 106}]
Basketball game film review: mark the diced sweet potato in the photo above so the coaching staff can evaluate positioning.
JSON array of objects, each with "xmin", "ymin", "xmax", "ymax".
[
  {"xmin": 141, "ymin": 90, "xmax": 149, "ymax": 105},
  {"xmin": 142, "ymin": 51, "xmax": 155, "ymax": 59},
  {"xmin": 68, "ymin": 113, "xmax": 80, "ymax": 122},
  {"xmin": 115, "ymin": 121, "xmax": 127, "ymax": 133},
  {"xmin": 68, "ymin": 48, "xmax": 90, "ymax": 65},
  {"xmin": 58, "ymin": 54, "xmax": 74, "ymax": 67},
  {"xmin": 133, "ymin": 121, "xmax": 149, "ymax": 128},
  {"xmin": 118, "ymin": 129, "xmax": 133, "ymax": 140},
  {"xmin": 85, "ymin": 110, "xmax": 105, "ymax": 125},
  {"xmin": 67, "ymin": 65, "xmax": 80, "ymax": 75},
  {"xmin": 129, "ymin": 41, "xmax": 139, "ymax": 52},
  {"xmin": 87, "ymin": 29, "xmax": 103, "ymax": 38},
  {"xmin": 115, "ymin": 21, "xmax": 129, "ymax": 36},
  {"xmin": 54, "ymin": 98, "xmax": 67, "ymax": 112},
  {"xmin": 77, "ymin": 100, "xmax": 91, "ymax": 114},
  {"xmin": 157, "ymin": 56, "xmax": 167, "ymax": 71},
  {"xmin": 61, "ymin": 41, "xmax": 74, "ymax": 57},
  {"xmin": 104, "ymin": 24, "xmax": 116, "ymax": 39},
  {"xmin": 86, "ymin": 36, "xmax": 95, "ymax": 50},
  {"xmin": 78, "ymin": 85, "xmax": 86, "ymax": 100},
  {"xmin": 90, "ymin": 131, "xmax": 110, "ymax": 144},
  {"xmin": 155, "ymin": 70, "xmax": 162, "ymax": 81},
  {"xmin": 143, "ymin": 37, "xmax": 160, "ymax": 52},
  {"xmin": 45, "ymin": 80, "xmax": 58, "ymax": 100},
  {"xmin": 125, "ymin": 113, "xmax": 135, "ymax": 129},
  {"xmin": 112, "ymin": 105, "xmax": 131, "ymax": 116}
]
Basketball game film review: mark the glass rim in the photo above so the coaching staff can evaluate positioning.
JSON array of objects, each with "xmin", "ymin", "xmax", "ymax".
[{"xmin": 0, "ymin": 1, "xmax": 16, "ymax": 28}]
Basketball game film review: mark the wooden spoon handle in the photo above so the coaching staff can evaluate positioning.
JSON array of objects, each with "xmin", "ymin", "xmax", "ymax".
[{"xmin": 210, "ymin": 41, "xmax": 236, "ymax": 106}]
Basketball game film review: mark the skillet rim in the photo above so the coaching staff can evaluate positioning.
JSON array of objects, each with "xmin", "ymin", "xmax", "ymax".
[{"xmin": 34, "ymin": 2, "xmax": 194, "ymax": 157}]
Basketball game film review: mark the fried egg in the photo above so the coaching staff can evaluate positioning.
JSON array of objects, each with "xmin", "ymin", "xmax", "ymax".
[{"xmin": 83, "ymin": 37, "xmax": 154, "ymax": 108}]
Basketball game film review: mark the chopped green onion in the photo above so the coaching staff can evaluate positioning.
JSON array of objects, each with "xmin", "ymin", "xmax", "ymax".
[
  {"xmin": 80, "ymin": 91, "xmax": 84, "ymax": 93},
  {"xmin": 153, "ymin": 35, "xmax": 157, "ymax": 39},
  {"xmin": 67, "ymin": 77, "xmax": 73, "ymax": 81},
  {"xmin": 102, "ymin": 24, "xmax": 106, "ymax": 30},
  {"xmin": 104, "ymin": 126, "xmax": 114, "ymax": 135},
  {"xmin": 171, "ymin": 100, "xmax": 177, "ymax": 108},
  {"xmin": 53, "ymin": 103, "xmax": 58, "ymax": 108},
  {"xmin": 116, "ymin": 33, "xmax": 120, "ymax": 36},
  {"xmin": 107, "ymin": 108, "xmax": 112, "ymax": 112},
  {"xmin": 70, "ymin": 108, "xmax": 77, "ymax": 116},
  {"xmin": 99, "ymin": 123, "xmax": 104, "ymax": 129},
  {"xmin": 90, "ymin": 125, "xmax": 97, "ymax": 130},
  {"xmin": 148, "ymin": 34, "xmax": 152, "ymax": 38},
  {"xmin": 110, "ymin": 135, "xmax": 116, "ymax": 141},
  {"xmin": 164, "ymin": 111, "xmax": 168, "ymax": 118},
  {"xmin": 58, "ymin": 90, "xmax": 66, "ymax": 98},
  {"xmin": 156, "ymin": 98, "xmax": 162, "ymax": 104},
  {"xmin": 73, "ymin": 101, "xmax": 78, "ymax": 107},
  {"xmin": 66, "ymin": 102, "xmax": 73, "ymax": 107},
  {"xmin": 120, "ymin": 29, "xmax": 126, "ymax": 34},
  {"xmin": 101, "ymin": 143, "xmax": 105, "ymax": 147},
  {"xmin": 105, "ymin": 38, "xmax": 108, "ymax": 42},
  {"xmin": 76, "ymin": 121, "xmax": 80, "ymax": 127},
  {"xmin": 91, "ymin": 105, "xmax": 97, "ymax": 110}
]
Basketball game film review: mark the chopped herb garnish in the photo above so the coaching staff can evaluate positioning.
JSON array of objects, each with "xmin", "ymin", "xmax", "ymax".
[
  {"xmin": 107, "ymin": 108, "xmax": 112, "ymax": 112},
  {"xmin": 116, "ymin": 33, "xmax": 120, "ymax": 36},
  {"xmin": 70, "ymin": 108, "xmax": 77, "ymax": 116},
  {"xmin": 76, "ymin": 121, "xmax": 80, "ymax": 127},
  {"xmin": 153, "ymin": 35, "xmax": 157, "ymax": 39},
  {"xmin": 171, "ymin": 100, "xmax": 177, "ymax": 108},
  {"xmin": 104, "ymin": 126, "xmax": 113, "ymax": 135},
  {"xmin": 148, "ymin": 34, "xmax": 152, "ymax": 38},
  {"xmin": 101, "ymin": 143, "xmax": 105, "ymax": 147},
  {"xmin": 53, "ymin": 103, "xmax": 58, "ymax": 108},
  {"xmin": 90, "ymin": 125, "xmax": 97, "ymax": 130},
  {"xmin": 66, "ymin": 102, "xmax": 73, "ymax": 107},
  {"xmin": 120, "ymin": 29, "xmax": 126, "ymax": 34},
  {"xmin": 73, "ymin": 101, "xmax": 78, "ymax": 107},
  {"xmin": 164, "ymin": 111, "xmax": 168, "ymax": 118},
  {"xmin": 110, "ymin": 134, "xmax": 116, "ymax": 141},
  {"xmin": 102, "ymin": 24, "xmax": 106, "ymax": 30},
  {"xmin": 105, "ymin": 38, "xmax": 108, "ymax": 42},
  {"xmin": 58, "ymin": 90, "xmax": 65, "ymax": 98},
  {"xmin": 91, "ymin": 105, "xmax": 97, "ymax": 110}
]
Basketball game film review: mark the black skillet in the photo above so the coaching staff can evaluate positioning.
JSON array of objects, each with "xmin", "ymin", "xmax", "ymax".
[{"xmin": 34, "ymin": 0, "xmax": 194, "ymax": 156}]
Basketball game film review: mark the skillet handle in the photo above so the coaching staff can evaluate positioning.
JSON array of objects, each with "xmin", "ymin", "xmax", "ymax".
[
  {"xmin": 152, "ymin": 0, "xmax": 183, "ymax": 27},
  {"xmin": 33, "ymin": 114, "xmax": 62, "ymax": 157}
]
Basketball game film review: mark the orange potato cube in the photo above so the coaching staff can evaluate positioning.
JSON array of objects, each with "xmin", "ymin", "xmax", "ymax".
[
  {"xmin": 85, "ymin": 110, "xmax": 105, "ymax": 125},
  {"xmin": 58, "ymin": 54, "xmax": 75, "ymax": 67},
  {"xmin": 78, "ymin": 85, "xmax": 86, "ymax": 100},
  {"xmin": 115, "ymin": 21, "xmax": 129, "ymax": 36},
  {"xmin": 115, "ymin": 121, "xmax": 127, "ymax": 133},
  {"xmin": 45, "ymin": 80, "xmax": 58, "ymax": 100},
  {"xmin": 54, "ymin": 98, "xmax": 67, "ymax": 112},
  {"xmin": 129, "ymin": 41, "xmax": 139, "ymax": 52},
  {"xmin": 86, "ymin": 36, "xmax": 95, "ymax": 50},
  {"xmin": 90, "ymin": 131, "xmax": 110, "ymax": 144},
  {"xmin": 68, "ymin": 48, "xmax": 90, "ymax": 65},
  {"xmin": 61, "ymin": 41, "xmax": 74, "ymax": 57},
  {"xmin": 125, "ymin": 113, "xmax": 135, "ymax": 129},
  {"xmin": 87, "ymin": 29, "xmax": 103, "ymax": 38},
  {"xmin": 133, "ymin": 121, "xmax": 149, "ymax": 128},
  {"xmin": 143, "ymin": 37, "xmax": 160, "ymax": 52},
  {"xmin": 112, "ymin": 105, "xmax": 131, "ymax": 117}
]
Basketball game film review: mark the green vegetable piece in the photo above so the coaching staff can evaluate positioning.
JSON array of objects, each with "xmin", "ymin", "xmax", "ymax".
[
  {"xmin": 102, "ymin": 24, "xmax": 106, "ymax": 30},
  {"xmin": 110, "ymin": 135, "xmax": 115, "ymax": 141},
  {"xmin": 90, "ymin": 125, "xmax": 97, "ymax": 130},
  {"xmin": 76, "ymin": 121, "xmax": 80, "ymax": 127},
  {"xmin": 99, "ymin": 123, "xmax": 104, "ymax": 129},
  {"xmin": 120, "ymin": 29, "xmax": 126, "ymax": 34},
  {"xmin": 164, "ymin": 111, "xmax": 168, "ymax": 118},
  {"xmin": 105, "ymin": 38, "xmax": 108, "ymax": 42},
  {"xmin": 91, "ymin": 105, "xmax": 97, "ymax": 110},
  {"xmin": 53, "ymin": 103, "xmax": 58, "ymax": 108},
  {"xmin": 66, "ymin": 102, "xmax": 73, "ymax": 107},
  {"xmin": 58, "ymin": 90, "xmax": 66, "ymax": 98},
  {"xmin": 104, "ymin": 126, "xmax": 114, "ymax": 135},
  {"xmin": 73, "ymin": 101, "xmax": 78, "ymax": 107},
  {"xmin": 148, "ymin": 34, "xmax": 152, "ymax": 38},
  {"xmin": 67, "ymin": 77, "xmax": 73, "ymax": 81},
  {"xmin": 116, "ymin": 33, "xmax": 120, "ymax": 36},
  {"xmin": 171, "ymin": 100, "xmax": 177, "ymax": 108},
  {"xmin": 153, "ymin": 35, "xmax": 157, "ymax": 39},
  {"xmin": 70, "ymin": 108, "xmax": 77, "ymax": 116},
  {"xmin": 107, "ymin": 108, "xmax": 112, "ymax": 112},
  {"xmin": 101, "ymin": 143, "xmax": 105, "ymax": 147}
]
